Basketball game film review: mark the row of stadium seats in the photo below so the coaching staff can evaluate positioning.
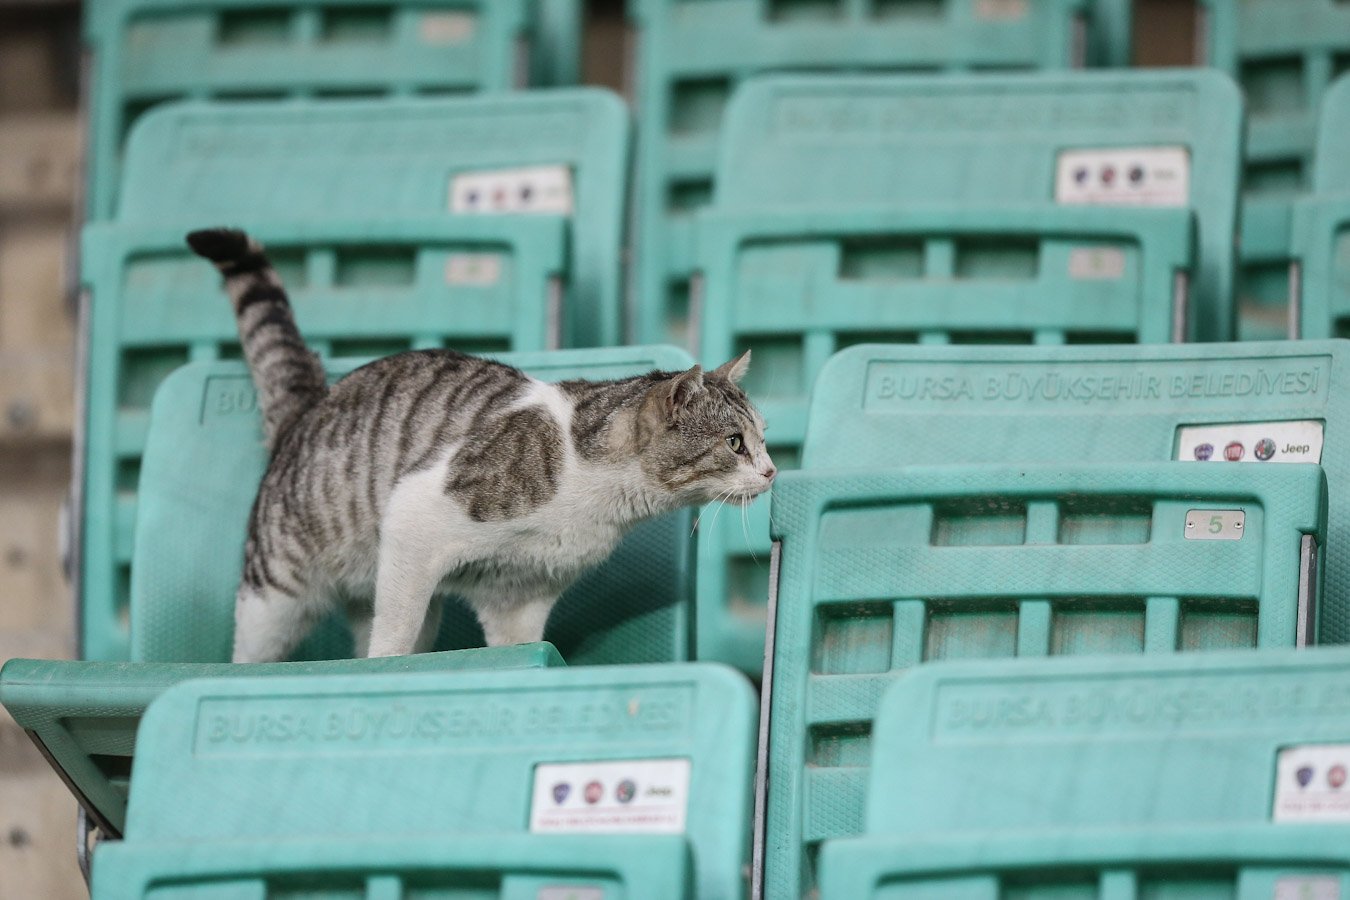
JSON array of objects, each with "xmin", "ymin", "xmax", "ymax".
[
  {"xmin": 13, "ymin": 0, "xmax": 1350, "ymax": 895},
  {"xmin": 8, "ymin": 336, "xmax": 1350, "ymax": 895},
  {"xmin": 12, "ymin": 649, "xmax": 1350, "ymax": 897},
  {"xmin": 84, "ymin": 0, "xmax": 583, "ymax": 218},
  {"xmin": 83, "ymin": 0, "xmax": 1350, "ymax": 344},
  {"xmin": 70, "ymin": 65, "xmax": 1350, "ymax": 678}
]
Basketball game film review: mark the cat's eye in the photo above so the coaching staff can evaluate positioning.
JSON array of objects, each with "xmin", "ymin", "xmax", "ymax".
[{"xmin": 726, "ymin": 433, "xmax": 744, "ymax": 454}]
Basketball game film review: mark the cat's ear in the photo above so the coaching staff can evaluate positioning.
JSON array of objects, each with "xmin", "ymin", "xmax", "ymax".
[
  {"xmin": 665, "ymin": 365, "xmax": 705, "ymax": 423},
  {"xmin": 712, "ymin": 350, "xmax": 751, "ymax": 384}
]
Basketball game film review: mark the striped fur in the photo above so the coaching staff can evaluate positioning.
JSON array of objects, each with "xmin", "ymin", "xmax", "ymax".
[
  {"xmin": 186, "ymin": 228, "xmax": 326, "ymax": 448},
  {"xmin": 187, "ymin": 228, "xmax": 776, "ymax": 662}
]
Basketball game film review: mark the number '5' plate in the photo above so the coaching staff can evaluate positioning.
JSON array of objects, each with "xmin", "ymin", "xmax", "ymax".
[{"xmin": 1185, "ymin": 509, "xmax": 1245, "ymax": 541}]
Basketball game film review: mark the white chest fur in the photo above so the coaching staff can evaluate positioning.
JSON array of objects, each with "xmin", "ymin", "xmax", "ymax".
[{"xmin": 378, "ymin": 379, "xmax": 648, "ymax": 598}]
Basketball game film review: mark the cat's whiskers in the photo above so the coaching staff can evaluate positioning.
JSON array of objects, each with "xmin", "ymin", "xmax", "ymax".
[
  {"xmin": 741, "ymin": 496, "xmax": 760, "ymax": 566},
  {"xmin": 707, "ymin": 486, "xmax": 739, "ymax": 532},
  {"xmin": 692, "ymin": 487, "xmax": 732, "ymax": 537}
]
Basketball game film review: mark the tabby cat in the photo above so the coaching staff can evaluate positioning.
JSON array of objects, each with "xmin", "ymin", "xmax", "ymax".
[{"xmin": 186, "ymin": 228, "xmax": 776, "ymax": 662}]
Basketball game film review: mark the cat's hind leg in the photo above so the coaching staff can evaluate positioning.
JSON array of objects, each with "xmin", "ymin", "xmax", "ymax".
[
  {"xmin": 366, "ymin": 534, "xmax": 449, "ymax": 658},
  {"xmin": 347, "ymin": 597, "xmax": 439, "ymax": 657},
  {"xmin": 232, "ymin": 583, "xmax": 324, "ymax": 663},
  {"xmin": 415, "ymin": 599, "xmax": 444, "ymax": 654},
  {"xmin": 474, "ymin": 595, "xmax": 558, "ymax": 647}
]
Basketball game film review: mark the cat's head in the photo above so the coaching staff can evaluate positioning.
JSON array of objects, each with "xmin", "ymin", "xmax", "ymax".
[{"xmin": 639, "ymin": 351, "xmax": 776, "ymax": 507}]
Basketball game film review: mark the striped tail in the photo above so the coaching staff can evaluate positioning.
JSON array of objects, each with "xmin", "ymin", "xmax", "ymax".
[{"xmin": 186, "ymin": 228, "xmax": 327, "ymax": 449}]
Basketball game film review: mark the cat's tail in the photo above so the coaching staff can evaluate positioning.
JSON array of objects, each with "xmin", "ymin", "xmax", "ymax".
[{"xmin": 186, "ymin": 227, "xmax": 327, "ymax": 448}]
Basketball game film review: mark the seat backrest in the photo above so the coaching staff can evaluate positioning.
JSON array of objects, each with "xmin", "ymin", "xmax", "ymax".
[
  {"xmin": 83, "ymin": 0, "xmax": 531, "ymax": 219},
  {"xmin": 805, "ymin": 340, "xmax": 1350, "ymax": 642},
  {"xmin": 0, "ymin": 643, "xmax": 563, "ymax": 838},
  {"xmin": 821, "ymin": 645, "xmax": 1350, "ymax": 899},
  {"xmin": 627, "ymin": 0, "xmax": 1089, "ymax": 347},
  {"xmin": 710, "ymin": 71, "xmax": 1241, "ymax": 342},
  {"xmin": 761, "ymin": 462, "xmax": 1328, "ymax": 900},
  {"xmin": 1202, "ymin": 1, "xmax": 1350, "ymax": 338},
  {"xmin": 691, "ymin": 202, "xmax": 1195, "ymax": 674},
  {"xmin": 864, "ymin": 645, "xmax": 1350, "ymax": 834},
  {"xmin": 116, "ymin": 92, "xmax": 629, "ymax": 348},
  {"xmin": 687, "ymin": 67, "xmax": 1241, "ymax": 676},
  {"xmin": 110, "ymin": 663, "xmax": 756, "ymax": 899},
  {"xmin": 80, "ymin": 216, "xmax": 568, "ymax": 663},
  {"xmin": 131, "ymin": 346, "xmax": 698, "ymax": 666},
  {"xmin": 1292, "ymin": 78, "xmax": 1350, "ymax": 339}
]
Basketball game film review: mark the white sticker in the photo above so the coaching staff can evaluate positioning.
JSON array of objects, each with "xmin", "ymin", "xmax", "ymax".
[
  {"xmin": 1176, "ymin": 421, "xmax": 1324, "ymax": 464},
  {"xmin": 974, "ymin": 0, "xmax": 1028, "ymax": 20},
  {"xmin": 1056, "ymin": 147, "xmax": 1190, "ymax": 207},
  {"xmin": 530, "ymin": 758, "xmax": 690, "ymax": 835},
  {"xmin": 1275, "ymin": 877, "xmax": 1341, "ymax": 900},
  {"xmin": 1067, "ymin": 247, "xmax": 1126, "ymax": 280},
  {"xmin": 445, "ymin": 253, "xmax": 501, "ymax": 286},
  {"xmin": 449, "ymin": 165, "xmax": 574, "ymax": 216},
  {"xmin": 1274, "ymin": 745, "xmax": 1350, "ymax": 823},
  {"xmin": 420, "ymin": 11, "xmax": 475, "ymax": 45}
]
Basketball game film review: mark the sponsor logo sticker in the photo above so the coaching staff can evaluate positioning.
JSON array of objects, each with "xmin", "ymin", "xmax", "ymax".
[
  {"xmin": 1275, "ymin": 745, "xmax": 1350, "ymax": 823},
  {"xmin": 1177, "ymin": 421, "xmax": 1324, "ymax": 465},
  {"xmin": 530, "ymin": 758, "xmax": 690, "ymax": 834}
]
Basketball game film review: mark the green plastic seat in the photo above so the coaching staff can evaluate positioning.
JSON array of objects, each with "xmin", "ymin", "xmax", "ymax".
[
  {"xmin": 818, "ymin": 646, "xmax": 1350, "ymax": 897},
  {"xmin": 823, "ymin": 828, "xmax": 1350, "ymax": 900},
  {"xmin": 707, "ymin": 71, "xmax": 1241, "ymax": 343},
  {"xmin": 0, "ymin": 644, "xmax": 563, "ymax": 839},
  {"xmin": 83, "ymin": 0, "xmax": 532, "ymax": 220},
  {"xmin": 531, "ymin": 0, "xmax": 581, "ymax": 86},
  {"xmin": 1289, "ymin": 78, "xmax": 1350, "ymax": 340},
  {"xmin": 760, "ymin": 463, "xmax": 1328, "ymax": 900},
  {"xmin": 1197, "ymin": 2, "xmax": 1350, "ymax": 339},
  {"xmin": 95, "ymin": 835, "xmax": 694, "ymax": 899},
  {"xmin": 689, "ymin": 68, "xmax": 1242, "ymax": 677},
  {"xmin": 89, "ymin": 663, "xmax": 756, "ymax": 899},
  {"xmin": 628, "ymin": 0, "xmax": 1090, "ymax": 348},
  {"xmin": 115, "ymin": 93, "xmax": 629, "ymax": 349},
  {"xmin": 805, "ymin": 341, "xmax": 1350, "ymax": 641},
  {"xmin": 1086, "ymin": 0, "xmax": 1131, "ymax": 66},
  {"xmin": 692, "ymin": 203, "xmax": 1197, "ymax": 674},
  {"xmin": 80, "ymin": 91, "xmax": 630, "ymax": 662},
  {"xmin": 132, "ymin": 347, "xmax": 697, "ymax": 667},
  {"xmin": 80, "ymin": 217, "xmax": 568, "ymax": 664}
]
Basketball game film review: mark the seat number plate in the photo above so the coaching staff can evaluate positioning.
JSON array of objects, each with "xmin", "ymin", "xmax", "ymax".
[{"xmin": 1185, "ymin": 509, "xmax": 1244, "ymax": 541}]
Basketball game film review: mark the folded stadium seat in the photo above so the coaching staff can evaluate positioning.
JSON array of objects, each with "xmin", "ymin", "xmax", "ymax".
[
  {"xmin": 1290, "ymin": 77, "xmax": 1350, "ymax": 340},
  {"xmin": 12, "ymin": 345, "xmax": 698, "ymax": 838},
  {"xmin": 759, "ymin": 463, "xmax": 1328, "ymax": 900},
  {"xmin": 87, "ymin": 664, "xmax": 755, "ymax": 899},
  {"xmin": 691, "ymin": 70, "xmax": 1240, "ymax": 677},
  {"xmin": 80, "ymin": 91, "xmax": 630, "ymax": 663},
  {"xmin": 626, "ymin": 0, "xmax": 1091, "ymax": 350},
  {"xmin": 1197, "ymin": 0, "xmax": 1350, "ymax": 340},
  {"xmin": 818, "ymin": 646, "xmax": 1350, "ymax": 898},
  {"xmin": 0, "ymin": 644, "xmax": 564, "ymax": 840},
  {"xmin": 804, "ymin": 341, "xmax": 1350, "ymax": 642},
  {"xmin": 82, "ymin": 0, "xmax": 533, "ymax": 220}
]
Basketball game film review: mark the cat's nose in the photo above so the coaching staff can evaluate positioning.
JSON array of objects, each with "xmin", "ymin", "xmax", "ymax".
[{"xmin": 761, "ymin": 465, "xmax": 777, "ymax": 481}]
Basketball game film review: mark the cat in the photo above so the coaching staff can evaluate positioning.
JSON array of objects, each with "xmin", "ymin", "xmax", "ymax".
[{"xmin": 185, "ymin": 228, "xmax": 776, "ymax": 662}]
